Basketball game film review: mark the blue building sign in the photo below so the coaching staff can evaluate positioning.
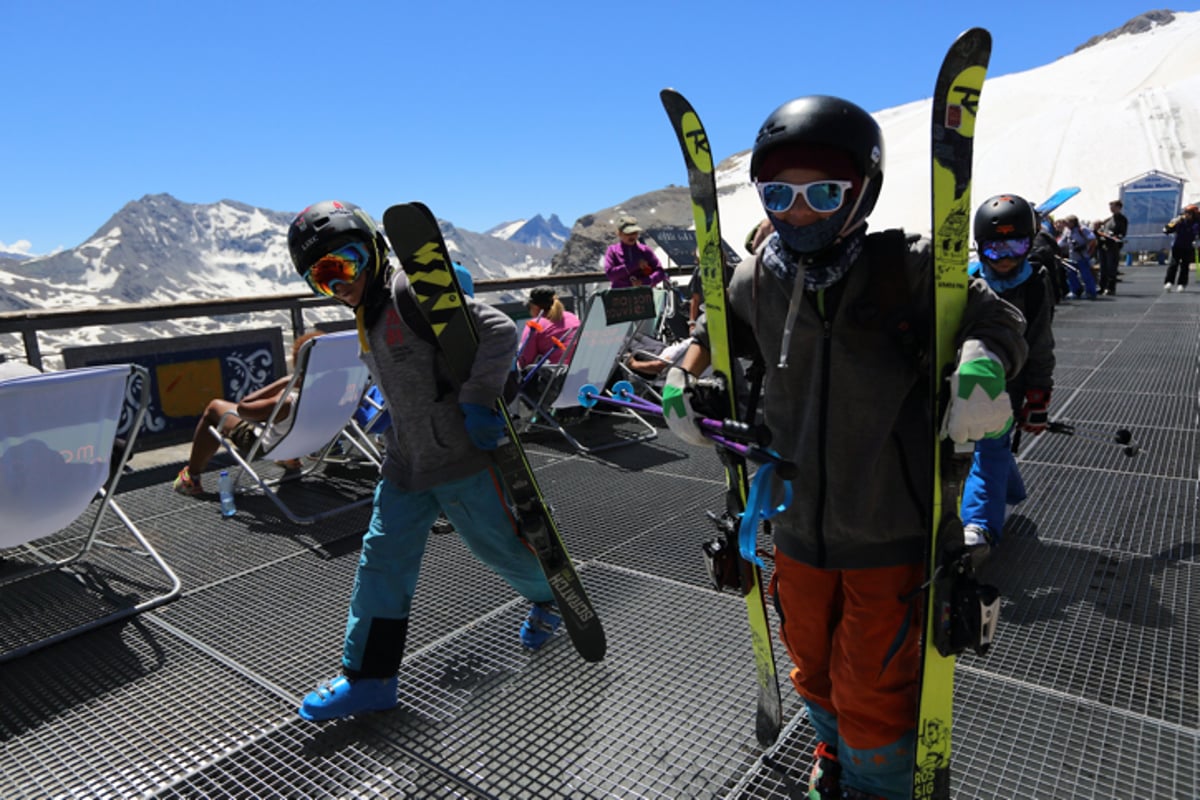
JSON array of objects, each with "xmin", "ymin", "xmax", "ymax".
[{"xmin": 1120, "ymin": 170, "xmax": 1185, "ymax": 252}]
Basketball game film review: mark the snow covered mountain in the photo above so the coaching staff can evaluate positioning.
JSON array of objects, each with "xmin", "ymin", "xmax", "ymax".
[
  {"xmin": 0, "ymin": 247, "xmax": 34, "ymax": 263},
  {"xmin": 4, "ymin": 9, "xmax": 1199, "ymax": 326},
  {"xmin": 707, "ymin": 9, "xmax": 1200, "ymax": 258},
  {"xmin": 486, "ymin": 214, "xmax": 570, "ymax": 250},
  {"xmin": 548, "ymin": 11, "xmax": 1200, "ymax": 279},
  {"xmin": 0, "ymin": 194, "xmax": 555, "ymax": 314}
]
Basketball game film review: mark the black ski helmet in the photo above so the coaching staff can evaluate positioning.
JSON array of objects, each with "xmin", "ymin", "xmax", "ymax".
[
  {"xmin": 973, "ymin": 194, "xmax": 1036, "ymax": 243},
  {"xmin": 287, "ymin": 200, "xmax": 387, "ymax": 284},
  {"xmin": 750, "ymin": 96, "xmax": 884, "ymax": 186},
  {"xmin": 750, "ymin": 96, "xmax": 884, "ymax": 252}
]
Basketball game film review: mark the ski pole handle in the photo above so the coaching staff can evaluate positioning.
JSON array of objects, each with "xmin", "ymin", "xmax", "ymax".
[
  {"xmin": 699, "ymin": 418, "xmax": 772, "ymax": 447},
  {"xmin": 706, "ymin": 432, "xmax": 798, "ymax": 479}
]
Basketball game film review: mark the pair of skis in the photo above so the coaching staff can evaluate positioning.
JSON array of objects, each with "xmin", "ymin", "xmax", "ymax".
[{"xmin": 661, "ymin": 27, "xmax": 992, "ymax": 799}]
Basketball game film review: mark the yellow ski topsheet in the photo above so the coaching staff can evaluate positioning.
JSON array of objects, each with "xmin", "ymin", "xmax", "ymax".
[{"xmin": 914, "ymin": 30, "xmax": 990, "ymax": 800}]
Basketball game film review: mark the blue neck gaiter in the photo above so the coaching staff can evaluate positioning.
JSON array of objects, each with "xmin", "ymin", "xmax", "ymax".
[{"xmin": 976, "ymin": 258, "xmax": 1033, "ymax": 293}]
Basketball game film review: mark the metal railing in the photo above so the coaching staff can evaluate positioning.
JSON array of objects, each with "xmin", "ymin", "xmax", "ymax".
[{"xmin": 0, "ymin": 270, "xmax": 690, "ymax": 369}]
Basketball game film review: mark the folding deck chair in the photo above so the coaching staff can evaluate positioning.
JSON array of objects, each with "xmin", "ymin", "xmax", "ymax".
[
  {"xmin": 0, "ymin": 364, "xmax": 182, "ymax": 662},
  {"xmin": 613, "ymin": 332, "xmax": 694, "ymax": 405},
  {"xmin": 513, "ymin": 287, "xmax": 659, "ymax": 453},
  {"xmin": 324, "ymin": 382, "xmax": 391, "ymax": 467},
  {"xmin": 209, "ymin": 330, "xmax": 375, "ymax": 524}
]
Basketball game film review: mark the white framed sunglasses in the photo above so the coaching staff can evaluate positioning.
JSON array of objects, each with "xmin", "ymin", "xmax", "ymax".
[{"xmin": 755, "ymin": 180, "xmax": 854, "ymax": 214}]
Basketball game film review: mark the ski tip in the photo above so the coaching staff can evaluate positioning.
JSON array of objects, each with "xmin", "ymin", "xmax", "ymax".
[
  {"xmin": 383, "ymin": 201, "xmax": 434, "ymax": 220},
  {"xmin": 948, "ymin": 26, "xmax": 992, "ymax": 58},
  {"xmin": 382, "ymin": 203, "xmax": 417, "ymax": 230}
]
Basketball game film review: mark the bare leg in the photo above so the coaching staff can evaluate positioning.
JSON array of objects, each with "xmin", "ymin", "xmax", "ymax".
[{"xmin": 188, "ymin": 399, "xmax": 239, "ymax": 477}]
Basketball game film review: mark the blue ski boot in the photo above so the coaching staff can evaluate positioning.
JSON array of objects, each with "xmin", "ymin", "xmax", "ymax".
[
  {"xmin": 298, "ymin": 675, "xmax": 398, "ymax": 722},
  {"xmin": 519, "ymin": 602, "xmax": 562, "ymax": 650}
]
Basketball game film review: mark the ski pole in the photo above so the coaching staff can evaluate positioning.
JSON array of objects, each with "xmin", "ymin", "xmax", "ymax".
[
  {"xmin": 518, "ymin": 328, "xmax": 576, "ymax": 389},
  {"xmin": 702, "ymin": 432, "xmax": 798, "ymax": 478},
  {"xmin": 577, "ymin": 381, "xmax": 796, "ymax": 475},
  {"xmin": 514, "ymin": 312, "xmax": 545, "ymax": 365},
  {"xmin": 1045, "ymin": 421, "xmax": 1140, "ymax": 457},
  {"xmin": 581, "ymin": 381, "xmax": 774, "ymax": 446},
  {"xmin": 577, "ymin": 380, "xmax": 663, "ymax": 415}
]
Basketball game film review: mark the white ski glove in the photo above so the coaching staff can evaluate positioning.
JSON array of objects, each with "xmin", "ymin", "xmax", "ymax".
[
  {"xmin": 940, "ymin": 339, "xmax": 1012, "ymax": 444},
  {"xmin": 661, "ymin": 366, "xmax": 710, "ymax": 447}
]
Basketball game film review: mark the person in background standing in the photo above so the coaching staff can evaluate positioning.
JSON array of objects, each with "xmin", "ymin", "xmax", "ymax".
[
  {"xmin": 1095, "ymin": 199, "xmax": 1127, "ymax": 296},
  {"xmin": 962, "ymin": 194, "xmax": 1056, "ymax": 550},
  {"xmin": 604, "ymin": 215, "xmax": 669, "ymax": 289},
  {"xmin": 1058, "ymin": 215, "xmax": 1098, "ymax": 299},
  {"xmin": 1028, "ymin": 214, "xmax": 1066, "ymax": 304},
  {"xmin": 1163, "ymin": 204, "xmax": 1199, "ymax": 292}
]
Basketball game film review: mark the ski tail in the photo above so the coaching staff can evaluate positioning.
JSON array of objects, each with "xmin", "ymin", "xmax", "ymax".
[
  {"xmin": 914, "ymin": 28, "xmax": 991, "ymax": 800},
  {"xmin": 1035, "ymin": 186, "xmax": 1081, "ymax": 215},
  {"xmin": 660, "ymin": 88, "xmax": 783, "ymax": 748}
]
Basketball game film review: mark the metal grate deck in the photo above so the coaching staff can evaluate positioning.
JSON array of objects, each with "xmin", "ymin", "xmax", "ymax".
[{"xmin": 1, "ymin": 265, "xmax": 1196, "ymax": 799}]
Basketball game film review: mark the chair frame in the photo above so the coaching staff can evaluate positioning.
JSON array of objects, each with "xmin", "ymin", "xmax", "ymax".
[
  {"xmin": 333, "ymin": 382, "xmax": 390, "ymax": 467},
  {"xmin": 513, "ymin": 289, "xmax": 659, "ymax": 453},
  {"xmin": 0, "ymin": 364, "xmax": 182, "ymax": 662}
]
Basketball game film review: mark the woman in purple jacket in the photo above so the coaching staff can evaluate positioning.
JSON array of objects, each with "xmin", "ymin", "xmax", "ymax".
[{"xmin": 603, "ymin": 215, "xmax": 669, "ymax": 288}]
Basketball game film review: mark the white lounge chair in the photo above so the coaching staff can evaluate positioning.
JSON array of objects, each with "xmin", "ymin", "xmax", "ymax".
[
  {"xmin": 208, "ymin": 330, "xmax": 375, "ymax": 524},
  {"xmin": 515, "ymin": 287, "xmax": 659, "ymax": 453},
  {"xmin": 0, "ymin": 364, "xmax": 182, "ymax": 662}
]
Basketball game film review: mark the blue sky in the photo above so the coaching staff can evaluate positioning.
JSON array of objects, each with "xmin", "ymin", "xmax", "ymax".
[{"xmin": 0, "ymin": 1, "xmax": 1176, "ymax": 255}]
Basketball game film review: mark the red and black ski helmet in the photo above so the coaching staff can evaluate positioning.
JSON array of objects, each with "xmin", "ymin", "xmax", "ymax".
[{"xmin": 287, "ymin": 200, "xmax": 387, "ymax": 282}]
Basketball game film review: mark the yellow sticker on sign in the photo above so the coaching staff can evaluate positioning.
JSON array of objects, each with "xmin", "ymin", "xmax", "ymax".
[{"xmin": 157, "ymin": 358, "xmax": 222, "ymax": 418}]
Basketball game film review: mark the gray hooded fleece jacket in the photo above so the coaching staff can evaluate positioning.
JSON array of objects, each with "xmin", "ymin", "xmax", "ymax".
[
  {"xmin": 696, "ymin": 232, "xmax": 1028, "ymax": 570},
  {"xmin": 360, "ymin": 272, "xmax": 517, "ymax": 492}
]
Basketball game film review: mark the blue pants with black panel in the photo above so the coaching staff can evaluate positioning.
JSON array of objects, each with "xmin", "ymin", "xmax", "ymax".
[{"xmin": 341, "ymin": 467, "xmax": 553, "ymax": 679}]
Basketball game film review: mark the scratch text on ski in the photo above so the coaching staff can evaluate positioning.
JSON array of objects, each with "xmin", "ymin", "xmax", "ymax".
[{"xmin": 549, "ymin": 572, "xmax": 595, "ymax": 623}]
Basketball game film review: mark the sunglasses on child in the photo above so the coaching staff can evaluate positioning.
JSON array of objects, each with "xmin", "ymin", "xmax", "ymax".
[
  {"xmin": 755, "ymin": 180, "xmax": 854, "ymax": 214},
  {"xmin": 978, "ymin": 238, "xmax": 1032, "ymax": 261},
  {"xmin": 303, "ymin": 242, "xmax": 371, "ymax": 297}
]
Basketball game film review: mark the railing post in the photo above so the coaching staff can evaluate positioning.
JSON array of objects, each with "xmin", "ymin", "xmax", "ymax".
[
  {"xmin": 22, "ymin": 330, "xmax": 42, "ymax": 370},
  {"xmin": 290, "ymin": 305, "xmax": 306, "ymax": 339}
]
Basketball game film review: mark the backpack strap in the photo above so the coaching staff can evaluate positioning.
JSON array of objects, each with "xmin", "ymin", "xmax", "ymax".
[
  {"xmin": 389, "ymin": 271, "xmax": 459, "ymax": 401},
  {"xmin": 390, "ymin": 270, "xmax": 440, "ymax": 347},
  {"xmin": 854, "ymin": 230, "xmax": 927, "ymax": 365}
]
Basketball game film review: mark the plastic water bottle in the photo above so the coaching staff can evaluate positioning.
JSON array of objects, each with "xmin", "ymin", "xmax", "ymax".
[{"xmin": 218, "ymin": 470, "xmax": 237, "ymax": 517}]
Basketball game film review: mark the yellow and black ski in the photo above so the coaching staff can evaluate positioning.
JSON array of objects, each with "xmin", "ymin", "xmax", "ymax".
[
  {"xmin": 660, "ymin": 88, "xmax": 783, "ymax": 747},
  {"xmin": 913, "ymin": 27, "xmax": 992, "ymax": 800},
  {"xmin": 382, "ymin": 202, "xmax": 605, "ymax": 664}
]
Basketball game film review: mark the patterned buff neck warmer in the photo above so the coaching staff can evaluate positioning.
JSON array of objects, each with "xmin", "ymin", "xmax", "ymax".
[{"xmin": 761, "ymin": 228, "xmax": 867, "ymax": 292}]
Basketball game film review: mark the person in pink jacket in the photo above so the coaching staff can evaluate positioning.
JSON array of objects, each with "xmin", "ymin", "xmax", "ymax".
[{"xmin": 516, "ymin": 287, "xmax": 580, "ymax": 368}]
